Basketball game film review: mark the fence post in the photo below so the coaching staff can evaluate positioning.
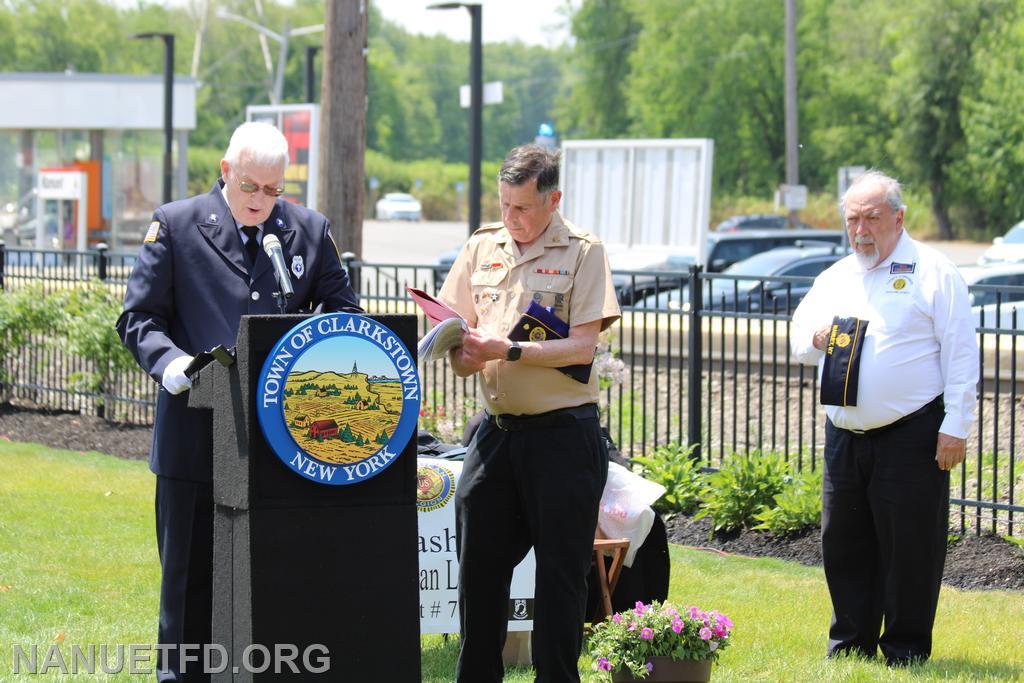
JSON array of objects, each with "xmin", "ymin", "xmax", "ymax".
[
  {"xmin": 0, "ymin": 239, "xmax": 5, "ymax": 291},
  {"xmin": 96, "ymin": 242, "xmax": 109, "ymax": 281},
  {"xmin": 687, "ymin": 264, "xmax": 703, "ymax": 459},
  {"xmin": 341, "ymin": 251, "xmax": 360, "ymax": 297}
]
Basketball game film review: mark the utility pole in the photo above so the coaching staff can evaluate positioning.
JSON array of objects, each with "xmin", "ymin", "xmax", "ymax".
[
  {"xmin": 784, "ymin": 0, "xmax": 799, "ymax": 227},
  {"xmin": 318, "ymin": 0, "xmax": 367, "ymax": 263}
]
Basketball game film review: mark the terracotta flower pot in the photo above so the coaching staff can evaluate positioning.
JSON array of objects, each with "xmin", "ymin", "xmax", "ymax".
[{"xmin": 611, "ymin": 656, "xmax": 713, "ymax": 683}]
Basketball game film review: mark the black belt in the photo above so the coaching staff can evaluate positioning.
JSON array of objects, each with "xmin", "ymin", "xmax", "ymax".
[
  {"xmin": 491, "ymin": 404, "xmax": 599, "ymax": 432},
  {"xmin": 842, "ymin": 396, "xmax": 944, "ymax": 437}
]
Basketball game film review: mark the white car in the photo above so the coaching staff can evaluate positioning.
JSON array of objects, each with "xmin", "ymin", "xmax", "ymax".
[
  {"xmin": 958, "ymin": 264, "xmax": 1024, "ymax": 330},
  {"xmin": 375, "ymin": 193, "xmax": 422, "ymax": 221},
  {"xmin": 978, "ymin": 221, "xmax": 1024, "ymax": 265},
  {"xmin": 974, "ymin": 300, "xmax": 1024, "ymax": 329}
]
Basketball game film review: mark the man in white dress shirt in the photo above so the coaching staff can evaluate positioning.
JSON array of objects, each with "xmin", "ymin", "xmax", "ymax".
[{"xmin": 791, "ymin": 170, "xmax": 978, "ymax": 666}]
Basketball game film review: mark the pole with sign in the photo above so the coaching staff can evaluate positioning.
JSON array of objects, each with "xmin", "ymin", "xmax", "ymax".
[{"xmin": 36, "ymin": 168, "xmax": 88, "ymax": 251}]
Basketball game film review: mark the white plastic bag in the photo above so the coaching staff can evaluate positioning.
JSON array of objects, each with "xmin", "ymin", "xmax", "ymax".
[{"xmin": 598, "ymin": 462, "xmax": 666, "ymax": 566}]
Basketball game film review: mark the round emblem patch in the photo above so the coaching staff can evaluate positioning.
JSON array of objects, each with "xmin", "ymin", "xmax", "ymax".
[
  {"xmin": 416, "ymin": 462, "xmax": 456, "ymax": 512},
  {"xmin": 835, "ymin": 333, "xmax": 851, "ymax": 348},
  {"xmin": 256, "ymin": 313, "xmax": 420, "ymax": 485},
  {"xmin": 528, "ymin": 326, "xmax": 547, "ymax": 342},
  {"xmin": 893, "ymin": 278, "xmax": 907, "ymax": 291}
]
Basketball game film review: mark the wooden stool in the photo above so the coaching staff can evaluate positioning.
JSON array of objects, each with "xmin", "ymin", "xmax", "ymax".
[{"xmin": 591, "ymin": 538, "xmax": 630, "ymax": 623}]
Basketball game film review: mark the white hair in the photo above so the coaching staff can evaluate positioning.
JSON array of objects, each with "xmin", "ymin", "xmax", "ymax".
[
  {"xmin": 223, "ymin": 122, "xmax": 289, "ymax": 170},
  {"xmin": 840, "ymin": 169, "xmax": 904, "ymax": 217}
]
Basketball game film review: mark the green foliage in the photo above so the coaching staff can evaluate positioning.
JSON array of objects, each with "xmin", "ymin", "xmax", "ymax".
[
  {"xmin": 0, "ymin": 283, "xmax": 65, "ymax": 396},
  {"xmin": 753, "ymin": 468, "xmax": 823, "ymax": 536},
  {"xmin": 187, "ymin": 146, "xmax": 223, "ymax": 198},
  {"xmin": 556, "ymin": 0, "xmax": 638, "ymax": 138},
  {"xmin": 696, "ymin": 451, "xmax": 790, "ymax": 535},
  {"xmin": 960, "ymin": 8, "xmax": 1024, "ymax": 235},
  {"xmin": 365, "ymin": 150, "xmax": 502, "ymax": 222},
  {"xmin": 62, "ymin": 281, "xmax": 139, "ymax": 400},
  {"xmin": 631, "ymin": 442, "xmax": 703, "ymax": 516}
]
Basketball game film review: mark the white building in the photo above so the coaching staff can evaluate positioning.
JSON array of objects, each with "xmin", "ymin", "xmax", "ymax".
[{"xmin": 0, "ymin": 72, "xmax": 197, "ymax": 249}]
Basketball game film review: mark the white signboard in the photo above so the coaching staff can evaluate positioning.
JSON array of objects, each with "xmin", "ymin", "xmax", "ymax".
[
  {"xmin": 460, "ymin": 81, "xmax": 504, "ymax": 108},
  {"xmin": 780, "ymin": 183, "xmax": 808, "ymax": 210},
  {"xmin": 417, "ymin": 458, "xmax": 536, "ymax": 634},
  {"xmin": 560, "ymin": 139, "xmax": 714, "ymax": 260},
  {"xmin": 37, "ymin": 170, "xmax": 84, "ymax": 199},
  {"xmin": 838, "ymin": 166, "xmax": 867, "ymax": 198}
]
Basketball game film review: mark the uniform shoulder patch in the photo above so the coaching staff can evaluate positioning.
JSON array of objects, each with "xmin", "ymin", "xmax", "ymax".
[
  {"xmin": 144, "ymin": 221, "xmax": 161, "ymax": 243},
  {"xmin": 563, "ymin": 222, "xmax": 600, "ymax": 244},
  {"xmin": 473, "ymin": 222, "xmax": 504, "ymax": 234}
]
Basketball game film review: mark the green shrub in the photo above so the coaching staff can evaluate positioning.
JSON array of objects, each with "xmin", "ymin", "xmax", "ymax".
[
  {"xmin": 0, "ymin": 284, "xmax": 67, "ymax": 398},
  {"xmin": 631, "ymin": 442, "xmax": 703, "ymax": 515},
  {"xmin": 753, "ymin": 468, "xmax": 823, "ymax": 536},
  {"xmin": 696, "ymin": 451, "xmax": 790, "ymax": 535},
  {"xmin": 62, "ymin": 281, "xmax": 139, "ymax": 403}
]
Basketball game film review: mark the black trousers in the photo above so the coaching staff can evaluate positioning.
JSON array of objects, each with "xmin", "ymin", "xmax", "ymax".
[
  {"xmin": 822, "ymin": 400, "xmax": 948, "ymax": 664},
  {"xmin": 155, "ymin": 476, "xmax": 213, "ymax": 682},
  {"xmin": 455, "ymin": 408, "xmax": 608, "ymax": 683}
]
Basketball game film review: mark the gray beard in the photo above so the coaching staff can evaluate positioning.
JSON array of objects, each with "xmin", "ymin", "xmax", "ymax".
[{"xmin": 855, "ymin": 249, "xmax": 880, "ymax": 269}]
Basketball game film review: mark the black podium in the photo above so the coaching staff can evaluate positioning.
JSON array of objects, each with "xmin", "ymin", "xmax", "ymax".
[{"xmin": 189, "ymin": 314, "xmax": 421, "ymax": 682}]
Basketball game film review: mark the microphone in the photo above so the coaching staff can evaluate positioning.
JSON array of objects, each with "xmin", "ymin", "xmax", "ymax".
[{"xmin": 262, "ymin": 233, "xmax": 294, "ymax": 300}]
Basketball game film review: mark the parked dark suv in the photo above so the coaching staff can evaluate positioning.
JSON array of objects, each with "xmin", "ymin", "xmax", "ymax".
[
  {"xmin": 434, "ymin": 228, "xmax": 844, "ymax": 299},
  {"xmin": 715, "ymin": 213, "xmax": 814, "ymax": 232},
  {"xmin": 704, "ymin": 229, "xmax": 843, "ymax": 272}
]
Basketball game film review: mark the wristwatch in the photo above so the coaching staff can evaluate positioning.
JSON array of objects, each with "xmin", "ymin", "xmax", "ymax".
[{"xmin": 506, "ymin": 340, "xmax": 522, "ymax": 362}]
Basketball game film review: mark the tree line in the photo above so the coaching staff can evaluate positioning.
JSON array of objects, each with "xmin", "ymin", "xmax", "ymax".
[
  {"xmin": 564, "ymin": 0, "xmax": 1024, "ymax": 238},
  {"xmin": 2, "ymin": 0, "xmax": 1021, "ymax": 236}
]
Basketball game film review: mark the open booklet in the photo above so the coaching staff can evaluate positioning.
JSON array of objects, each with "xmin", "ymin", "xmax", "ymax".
[
  {"xmin": 407, "ymin": 287, "xmax": 468, "ymax": 362},
  {"xmin": 407, "ymin": 288, "xmax": 593, "ymax": 383}
]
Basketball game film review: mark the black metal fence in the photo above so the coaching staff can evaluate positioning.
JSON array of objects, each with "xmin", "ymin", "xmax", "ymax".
[{"xmin": 1, "ymin": 243, "xmax": 1021, "ymax": 536}]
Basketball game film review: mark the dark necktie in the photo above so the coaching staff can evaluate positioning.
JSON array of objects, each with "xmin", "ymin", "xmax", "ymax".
[{"xmin": 242, "ymin": 226, "xmax": 260, "ymax": 267}]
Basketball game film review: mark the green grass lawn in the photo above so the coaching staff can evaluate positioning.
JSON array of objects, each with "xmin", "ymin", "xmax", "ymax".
[{"xmin": 1, "ymin": 441, "xmax": 1022, "ymax": 682}]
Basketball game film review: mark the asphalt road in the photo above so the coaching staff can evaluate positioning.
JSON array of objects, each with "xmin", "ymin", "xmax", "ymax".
[{"xmin": 360, "ymin": 220, "xmax": 990, "ymax": 267}]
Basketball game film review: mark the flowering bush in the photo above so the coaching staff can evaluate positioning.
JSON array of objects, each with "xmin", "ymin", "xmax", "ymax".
[
  {"xmin": 595, "ymin": 329, "xmax": 628, "ymax": 390},
  {"xmin": 587, "ymin": 600, "xmax": 733, "ymax": 679},
  {"xmin": 418, "ymin": 405, "xmax": 461, "ymax": 444}
]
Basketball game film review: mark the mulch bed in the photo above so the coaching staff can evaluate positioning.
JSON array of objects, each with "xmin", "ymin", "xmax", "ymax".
[
  {"xmin": 0, "ymin": 403, "xmax": 151, "ymax": 461},
  {"xmin": 2, "ymin": 403, "xmax": 1022, "ymax": 591},
  {"xmin": 665, "ymin": 511, "xmax": 1024, "ymax": 592}
]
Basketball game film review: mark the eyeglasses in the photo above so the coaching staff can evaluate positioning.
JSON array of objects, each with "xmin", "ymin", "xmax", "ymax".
[{"xmin": 236, "ymin": 177, "xmax": 285, "ymax": 198}]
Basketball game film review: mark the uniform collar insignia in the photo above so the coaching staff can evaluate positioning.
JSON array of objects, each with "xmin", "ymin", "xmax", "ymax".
[{"xmin": 208, "ymin": 213, "xmax": 219, "ymax": 223}]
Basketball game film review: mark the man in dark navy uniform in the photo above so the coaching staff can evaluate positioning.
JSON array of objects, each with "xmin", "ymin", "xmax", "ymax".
[{"xmin": 117, "ymin": 121, "xmax": 361, "ymax": 681}]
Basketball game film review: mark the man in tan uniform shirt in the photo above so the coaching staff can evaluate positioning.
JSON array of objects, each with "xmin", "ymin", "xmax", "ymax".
[{"xmin": 438, "ymin": 144, "xmax": 620, "ymax": 682}]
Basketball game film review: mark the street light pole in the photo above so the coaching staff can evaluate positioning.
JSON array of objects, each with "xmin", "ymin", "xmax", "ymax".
[
  {"xmin": 784, "ymin": 0, "xmax": 799, "ymax": 227},
  {"xmin": 305, "ymin": 46, "xmax": 320, "ymax": 103},
  {"xmin": 131, "ymin": 32, "xmax": 175, "ymax": 204},
  {"xmin": 215, "ymin": 8, "xmax": 324, "ymax": 106},
  {"xmin": 468, "ymin": 4, "xmax": 482, "ymax": 237},
  {"xmin": 427, "ymin": 2, "xmax": 482, "ymax": 237}
]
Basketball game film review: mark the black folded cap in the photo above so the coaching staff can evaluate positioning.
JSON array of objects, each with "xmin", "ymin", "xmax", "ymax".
[
  {"xmin": 508, "ymin": 301, "xmax": 592, "ymax": 383},
  {"xmin": 820, "ymin": 316, "xmax": 869, "ymax": 407}
]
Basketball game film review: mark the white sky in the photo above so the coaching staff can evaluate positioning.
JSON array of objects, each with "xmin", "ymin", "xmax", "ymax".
[{"xmin": 372, "ymin": 0, "xmax": 576, "ymax": 47}]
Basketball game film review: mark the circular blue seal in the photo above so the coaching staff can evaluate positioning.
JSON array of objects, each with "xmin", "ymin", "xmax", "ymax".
[{"xmin": 256, "ymin": 313, "xmax": 421, "ymax": 485}]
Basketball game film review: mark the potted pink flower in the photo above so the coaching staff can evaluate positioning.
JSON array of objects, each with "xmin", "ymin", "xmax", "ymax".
[{"xmin": 587, "ymin": 600, "xmax": 733, "ymax": 682}]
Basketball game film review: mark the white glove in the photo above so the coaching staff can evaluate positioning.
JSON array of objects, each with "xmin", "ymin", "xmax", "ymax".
[{"xmin": 162, "ymin": 355, "xmax": 194, "ymax": 395}]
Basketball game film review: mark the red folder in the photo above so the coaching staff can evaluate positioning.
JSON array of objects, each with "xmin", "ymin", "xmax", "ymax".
[{"xmin": 407, "ymin": 287, "xmax": 463, "ymax": 325}]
